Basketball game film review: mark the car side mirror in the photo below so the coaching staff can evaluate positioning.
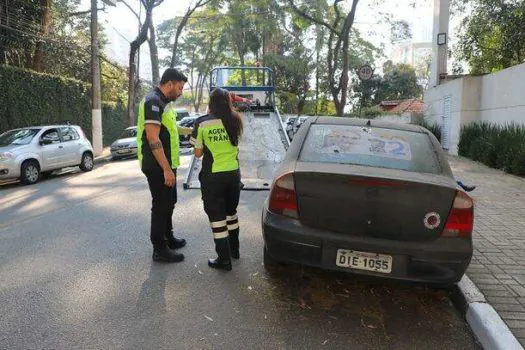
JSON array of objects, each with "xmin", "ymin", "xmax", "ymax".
[{"xmin": 40, "ymin": 139, "xmax": 53, "ymax": 146}]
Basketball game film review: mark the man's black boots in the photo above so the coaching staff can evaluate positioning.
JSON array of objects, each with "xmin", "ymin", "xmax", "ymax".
[
  {"xmin": 165, "ymin": 233, "xmax": 186, "ymax": 250},
  {"xmin": 153, "ymin": 244, "xmax": 184, "ymax": 263},
  {"xmin": 208, "ymin": 238, "xmax": 232, "ymax": 271},
  {"xmin": 229, "ymin": 228, "xmax": 240, "ymax": 260}
]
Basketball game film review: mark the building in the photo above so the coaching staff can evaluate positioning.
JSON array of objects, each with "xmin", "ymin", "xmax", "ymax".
[{"xmin": 391, "ymin": 42, "xmax": 432, "ymax": 68}]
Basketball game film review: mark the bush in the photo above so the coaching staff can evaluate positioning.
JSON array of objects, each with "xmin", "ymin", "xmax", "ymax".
[
  {"xmin": 411, "ymin": 114, "xmax": 441, "ymax": 143},
  {"xmin": 0, "ymin": 65, "xmax": 127, "ymax": 145},
  {"xmin": 458, "ymin": 121, "xmax": 525, "ymax": 176}
]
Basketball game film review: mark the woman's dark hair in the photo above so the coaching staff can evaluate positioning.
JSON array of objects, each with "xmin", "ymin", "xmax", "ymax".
[{"xmin": 208, "ymin": 88, "xmax": 244, "ymax": 146}]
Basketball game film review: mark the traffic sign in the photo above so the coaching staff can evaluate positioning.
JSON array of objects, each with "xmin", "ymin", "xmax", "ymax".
[{"xmin": 357, "ymin": 64, "xmax": 374, "ymax": 81}]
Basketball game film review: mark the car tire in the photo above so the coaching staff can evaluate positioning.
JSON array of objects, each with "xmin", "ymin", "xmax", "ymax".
[
  {"xmin": 20, "ymin": 160, "xmax": 40, "ymax": 185},
  {"xmin": 79, "ymin": 152, "xmax": 94, "ymax": 172}
]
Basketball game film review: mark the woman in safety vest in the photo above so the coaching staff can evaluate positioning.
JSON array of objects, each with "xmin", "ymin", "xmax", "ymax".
[{"xmin": 190, "ymin": 88, "xmax": 243, "ymax": 271}]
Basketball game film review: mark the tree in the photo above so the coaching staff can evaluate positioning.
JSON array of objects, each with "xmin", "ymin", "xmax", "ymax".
[
  {"xmin": 0, "ymin": 0, "xmax": 42, "ymax": 68},
  {"xmin": 265, "ymin": 9, "xmax": 317, "ymax": 115},
  {"xmin": 170, "ymin": 0, "xmax": 216, "ymax": 68},
  {"xmin": 181, "ymin": 8, "xmax": 229, "ymax": 112},
  {"xmin": 352, "ymin": 62, "xmax": 422, "ymax": 110},
  {"xmin": 224, "ymin": 0, "xmax": 261, "ymax": 84},
  {"xmin": 288, "ymin": 0, "xmax": 360, "ymax": 117},
  {"xmin": 455, "ymin": 0, "xmax": 525, "ymax": 73},
  {"xmin": 376, "ymin": 62, "xmax": 422, "ymax": 102},
  {"xmin": 390, "ymin": 20, "xmax": 411, "ymax": 44},
  {"xmin": 33, "ymin": 0, "xmax": 53, "ymax": 72},
  {"xmin": 127, "ymin": 0, "xmax": 163, "ymax": 126},
  {"xmin": 119, "ymin": 0, "xmax": 160, "ymax": 86}
]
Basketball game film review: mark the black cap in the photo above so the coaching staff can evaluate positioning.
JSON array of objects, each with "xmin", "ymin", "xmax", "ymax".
[{"xmin": 160, "ymin": 68, "xmax": 188, "ymax": 85}]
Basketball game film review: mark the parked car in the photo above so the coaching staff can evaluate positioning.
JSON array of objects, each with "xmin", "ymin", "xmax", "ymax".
[
  {"xmin": 175, "ymin": 108, "xmax": 190, "ymax": 122},
  {"xmin": 262, "ymin": 117, "xmax": 474, "ymax": 286},
  {"xmin": 285, "ymin": 117, "xmax": 297, "ymax": 140},
  {"xmin": 110, "ymin": 127, "xmax": 137, "ymax": 160},
  {"xmin": 177, "ymin": 116, "xmax": 199, "ymax": 147},
  {"xmin": 0, "ymin": 125, "xmax": 94, "ymax": 185}
]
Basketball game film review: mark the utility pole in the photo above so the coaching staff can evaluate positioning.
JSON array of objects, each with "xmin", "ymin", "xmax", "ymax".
[
  {"xmin": 430, "ymin": 0, "xmax": 450, "ymax": 87},
  {"xmin": 90, "ymin": 0, "xmax": 103, "ymax": 156}
]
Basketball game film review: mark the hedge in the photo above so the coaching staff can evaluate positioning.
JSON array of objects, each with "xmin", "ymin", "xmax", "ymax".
[
  {"xmin": 0, "ymin": 65, "xmax": 127, "ymax": 146},
  {"xmin": 411, "ymin": 114, "xmax": 442, "ymax": 143},
  {"xmin": 458, "ymin": 121, "xmax": 525, "ymax": 176}
]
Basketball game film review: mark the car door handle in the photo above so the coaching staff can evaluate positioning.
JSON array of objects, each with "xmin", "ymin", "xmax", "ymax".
[{"xmin": 59, "ymin": 145, "xmax": 64, "ymax": 149}]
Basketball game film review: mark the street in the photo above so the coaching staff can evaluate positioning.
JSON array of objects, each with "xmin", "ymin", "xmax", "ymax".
[{"xmin": 0, "ymin": 155, "xmax": 480, "ymax": 349}]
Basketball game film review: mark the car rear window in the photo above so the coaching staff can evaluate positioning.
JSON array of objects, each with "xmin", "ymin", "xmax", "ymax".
[{"xmin": 299, "ymin": 124, "xmax": 441, "ymax": 174}]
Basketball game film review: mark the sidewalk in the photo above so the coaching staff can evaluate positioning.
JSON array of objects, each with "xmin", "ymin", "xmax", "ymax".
[
  {"xmin": 450, "ymin": 156, "xmax": 525, "ymax": 346},
  {"xmin": 94, "ymin": 147, "xmax": 112, "ymax": 164}
]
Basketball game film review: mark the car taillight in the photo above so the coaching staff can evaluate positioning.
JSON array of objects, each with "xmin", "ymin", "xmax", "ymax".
[
  {"xmin": 441, "ymin": 191, "xmax": 474, "ymax": 238},
  {"xmin": 268, "ymin": 172, "xmax": 298, "ymax": 219}
]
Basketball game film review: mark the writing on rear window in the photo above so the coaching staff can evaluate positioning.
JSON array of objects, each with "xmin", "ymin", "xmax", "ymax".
[
  {"xmin": 316, "ymin": 128, "xmax": 412, "ymax": 161},
  {"xmin": 301, "ymin": 125, "xmax": 440, "ymax": 174}
]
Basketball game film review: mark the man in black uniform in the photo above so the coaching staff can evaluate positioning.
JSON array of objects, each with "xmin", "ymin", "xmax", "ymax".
[{"xmin": 136, "ymin": 68, "xmax": 188, "ymax": 262}]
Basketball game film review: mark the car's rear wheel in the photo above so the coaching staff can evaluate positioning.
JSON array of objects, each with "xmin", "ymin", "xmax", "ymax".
[
  {"xmin": 79, "ymin": 152, "xmax": 94, "ymax": 172},
  {"xmin": 20, "ymin": 160, "xmax": 40, "ymax": 185}
]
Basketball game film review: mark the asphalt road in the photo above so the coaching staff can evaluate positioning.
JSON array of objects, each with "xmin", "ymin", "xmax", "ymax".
[{"xmin": 0, "ymin": 154, "xmax": 480, "ymax": 349}]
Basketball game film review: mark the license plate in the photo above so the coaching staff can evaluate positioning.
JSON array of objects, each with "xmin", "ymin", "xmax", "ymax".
[
  {"xmin": 118, "ymin": 149, "xmax": 132, "ymax": 154},
  {"xmin": 336, "ymin": 249, "xmax": 392, "ymax": 274}
]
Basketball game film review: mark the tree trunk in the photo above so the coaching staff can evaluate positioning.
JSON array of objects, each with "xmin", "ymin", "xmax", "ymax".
[
  {"xmin": 33, "ymin": 0, "xmax": 52, "ymax": 72},
  {"xmin": 170, "ymin": 14, "xmax": 189, "ymax": 68},
  {"xmin": 127, "ymin": 3, "xmax": 152, "ymax": 126},
  {"xmin": 170, "ymin": 0, "xmax": 214, "ymax": 68},
  {"xmin": 337, "ymin": 1, "xmax": 358, "ymax": 117},
  {"xmin": 148, "ymin": 19, "xmax": 160, "ymax": 86},
  {"xmin": 238, "ymin": 49, "xmax": 246, "ymax": 85}
]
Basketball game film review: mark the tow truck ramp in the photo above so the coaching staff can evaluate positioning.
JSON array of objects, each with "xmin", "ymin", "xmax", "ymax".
[{"xmin": 183, "ymin": 107, "xmax": 290, "ymax": 190}]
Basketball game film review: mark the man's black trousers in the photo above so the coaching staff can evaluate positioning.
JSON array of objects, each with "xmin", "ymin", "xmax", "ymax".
[{"xmin": 144, "ymin": 168, "xmax": 177, "ymax": 248}]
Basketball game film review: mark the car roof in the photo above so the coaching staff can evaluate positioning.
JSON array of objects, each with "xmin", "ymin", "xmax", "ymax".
[
  {"xmin": 312, "ymin": 117, "xmax": 426, "ymax": 133},
  {"xmin": 7, "ymin": 125, "xmax": 80, "ymax": 131}
]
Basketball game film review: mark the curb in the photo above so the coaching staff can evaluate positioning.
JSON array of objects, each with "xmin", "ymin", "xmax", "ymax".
[
  {"xmin": 94, "ymin": 154, "xmax": 111, "ymax": 165},
  {"xmin": 453, "ymin": 275, "xmax": 524, "ymax": 350}
]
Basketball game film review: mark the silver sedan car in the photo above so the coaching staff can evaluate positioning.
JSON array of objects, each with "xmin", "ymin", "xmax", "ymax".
[{"xmin": 110, "ymin": 127, "xmax": 137, "ymax": 160}]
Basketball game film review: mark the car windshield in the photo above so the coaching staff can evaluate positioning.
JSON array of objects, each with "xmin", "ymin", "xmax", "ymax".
[
  {"xmin": 119, "ymin": 128, "xmax": 137, "ymax": 138},
  {"xmin": 0, "ymin": 128, "xmax": 40, "ymax": 146},
  {"xmin": 299, "ymin": 124, "xmax": 441, "ymax": 174}
]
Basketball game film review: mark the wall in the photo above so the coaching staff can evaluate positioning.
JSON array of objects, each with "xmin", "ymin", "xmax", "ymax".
[
  {"xmin": 479, "ymin": 64, "xmax": 525, "ymax": 125},
  {"xmin": 375, "ymin": 114, "xmax": 412, "ymax": 124},
  {"xmin": 424, "ymin": 63, "xmax": 525, "ymax": 155}
]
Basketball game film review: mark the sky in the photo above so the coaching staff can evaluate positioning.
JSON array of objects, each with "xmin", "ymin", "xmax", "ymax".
[{"xmin": 80, "ymin": 0, "xmax": 460, "ymax": 81}]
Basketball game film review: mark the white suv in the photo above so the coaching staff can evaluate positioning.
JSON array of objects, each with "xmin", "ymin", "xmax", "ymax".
[{"xmin": 0, "ymin": 125, "xmax": 94, "ymax": 185}]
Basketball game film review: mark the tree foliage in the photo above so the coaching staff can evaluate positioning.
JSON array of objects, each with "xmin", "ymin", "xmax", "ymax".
[
  {"xmin": 455, "ymin": 0, "xmax": 525, "ymax": 74},
  {"xmin": 353, "ymin": 62, "xmax": 422, "ymax": 109}
]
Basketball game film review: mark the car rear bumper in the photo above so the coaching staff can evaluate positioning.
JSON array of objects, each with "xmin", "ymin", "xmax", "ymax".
[{"xmin": 262, "ymin": 208, "xmax": 472, "ymax": 285}]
